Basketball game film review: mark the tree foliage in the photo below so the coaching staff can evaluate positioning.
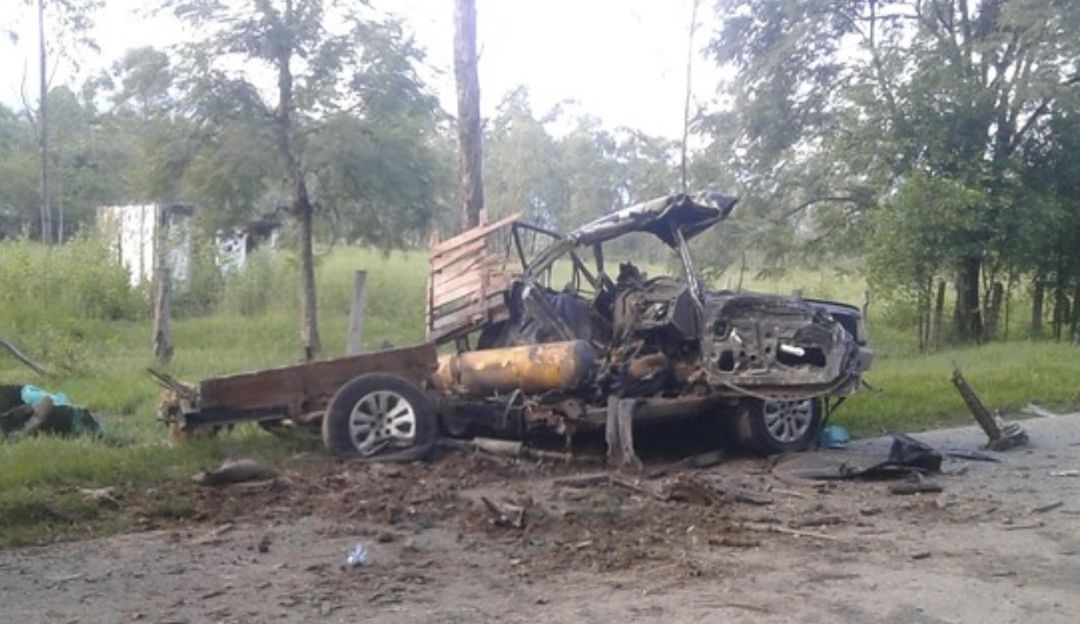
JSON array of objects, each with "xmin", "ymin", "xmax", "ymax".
[{"xmin": 706, "ymin": 0, "xmax": 1080, "ymax": 344}]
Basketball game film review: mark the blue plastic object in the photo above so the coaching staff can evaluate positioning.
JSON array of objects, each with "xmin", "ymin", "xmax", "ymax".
[
  {"xmin": 820, "ymin": 424, "xmax": 851, "ymax": 448},
  {"xmin": 20, "ymin": 385, "xmax": 73, "ymax": 407}
]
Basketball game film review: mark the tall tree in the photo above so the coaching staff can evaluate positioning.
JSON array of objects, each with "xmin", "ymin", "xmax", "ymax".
[
  {"xmin": 167, "ymin": 0, "xmax": 443, "ymax": 358},
  {"xmin": 679, "ymin": 0, "xmax": 701, "ymax": 193},
  {"xmin": 709, "ymin": 0, "xmax": 1080, "ymax": 342},
  {"xmin": 453, "ymin": 0, "xmax": 483, "ymax": 230},
  {"xmin": 20, "ymin": 0, "xmax": 101, "ymax": 243},
  {"xmin": 484, "ymin": 89, "xmax": 567, "ymax": 227}
]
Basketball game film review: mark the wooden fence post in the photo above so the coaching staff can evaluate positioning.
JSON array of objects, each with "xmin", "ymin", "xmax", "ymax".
[
  {"xmin": 347, "ymin": 270, "xmax": 367, "ymax": 355},
  {"xmin": 153, "ymin": 267, "xmax": 173, "ymax": 364}
]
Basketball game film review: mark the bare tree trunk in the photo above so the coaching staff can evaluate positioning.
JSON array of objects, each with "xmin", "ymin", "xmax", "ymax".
[
  {"xmin": 917, "ymin": 301, "xmax": 926, "ymax": 352},
  {"xmin": 37, "ymin": 0, "xmax": 52, "ymax": 245},
  {"xmin": 296, "ymin": 189, "xmax": 320, "ymax": 361},
  {"xmin": 1003, "ymin": 271, "xmax": 1014, "ymax": 341},
  {"xmin": 679, "ymin": 0, "xmax": 701, "ymax": 193},
  {"xmin": 952, "ymin": 256, "xmax": 982, "ymax": 343},
  {"xmin": 1031, "ymin": 267, "xmax": 1045, "ymax": 338},
  {"xmin": 984, "ymin": 281, "xmax": 1003, "ymax": 342},
  {"xmin": 1070, "ymin": 279, "xmax": 1080, "ymax": 344},
  {"xmin": 1052, "ymin": 260, "xmax": 1067, "ymax": 343},
  {"xmin": 277, "ymin": 0, "xmax": 319, "ymax": 361},
  {"xmin": 932, "ymin": 279, "xmax": 946, "ymax": 348},
  {"xmin": 454, "ymin": 0, "xmax": 483, "ymax": 231}
]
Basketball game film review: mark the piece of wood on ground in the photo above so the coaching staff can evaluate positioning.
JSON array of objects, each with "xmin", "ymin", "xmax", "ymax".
[
  {"xmin": 699, "ymin": 600, "xmax": 772, "ymax": 615},
  {"xmin": 553, "ymin": 474, "xmax": 610, "ymax": 489},
  {"xmin": 888, "ymin": 481, "xmax": 944, "ymax": 495},
  {"xmin": 742, "ymin": 522, "xmax": 841, "ymax": 541},
  {"xmin": 609, "ymin": 475, "xmax": 668, "ymax": 501},
  {"xmin": 480, "ymin": 496, "xmax": 526, "ymax": 528}
]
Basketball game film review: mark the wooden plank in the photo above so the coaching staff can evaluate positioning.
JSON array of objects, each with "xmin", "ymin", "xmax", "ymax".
[
  {"xmin": 433, "ymin": 263, "xmax": 508, "ymax": 301},
  {"xmin": 198, "ymin": 343, "xmax": 438, "ymax": 413},
  {"xmin": 427, "ymin": 291, "xmax": 504, "ymax": 327},
  {"xmin": 434, "ymin": 273, "xmax": 508, "ymax": 309},
  {"xmin": 429, "ymin": 212, "xmax": 520, "ymax": 255},
  {"xmin": 430, "ymin": 306, "xmax": 510, "ymax": 342},
  {"xmin": 433, "ymin": 250, "xmax": 504, "ymax": 283},
  {"xmin": 430, "ymin": 238, "xmax": 486, "ymax": 272},
  {"xmin": 432, "ymin": 288, "xmax": 506, "ymax": 319},
  {"xmin": 431, "ymin": 298, "xmax": 507, "ymax": 332},
  {"xmin": 439, "ymin": 252, "xmax": 508, "ymax": 280},
  {"xmin": 433, "ymin": 271, "xmax": 484, "ymax": 304},
  {"xmin": 433, "ymin": 253, "xmax": 486, "ymax": 284},
  {"xmin": 432, "ymin": 255, "xmax": 506, "ymax": 293}
]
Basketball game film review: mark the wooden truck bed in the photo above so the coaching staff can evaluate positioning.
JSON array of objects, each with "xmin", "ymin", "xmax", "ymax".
[{"xmin": 180, "ymin": 342, "xmax": 438, "ymax": 428}]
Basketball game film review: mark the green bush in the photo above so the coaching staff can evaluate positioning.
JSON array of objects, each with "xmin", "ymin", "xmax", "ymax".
[
  {"xmin": 0, "ymin": 235, "xmax": 143, "ymax": 366},
  {"xmin": 217, "ymin": 247, "xmax": 297, "ymax": 316}
]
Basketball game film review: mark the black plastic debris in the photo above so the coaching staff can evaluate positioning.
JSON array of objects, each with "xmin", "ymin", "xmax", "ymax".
[{"xmin": 772, "ymin": 433, "xmax": 943, "ymax": 481}]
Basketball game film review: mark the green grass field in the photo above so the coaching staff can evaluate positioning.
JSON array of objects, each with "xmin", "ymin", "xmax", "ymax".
[{"xmin": 1, "ymin": 241, "xmax": 1078, "ymax": 545}]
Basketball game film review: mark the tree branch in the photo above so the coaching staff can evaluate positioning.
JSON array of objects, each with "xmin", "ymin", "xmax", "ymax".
[
  {"xmin": 0, "ymin": 335, "xmax": 49, "ymax": 377},
  {"xmin": 779, "ymin": 195, "xmax": 858, "ymax": 222}
]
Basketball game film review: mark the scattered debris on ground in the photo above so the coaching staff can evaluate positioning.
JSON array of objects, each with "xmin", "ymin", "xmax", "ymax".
[
  {"xmin": 952, "ymin": 367, "xmax": 1029, "ymax": 450},
  {"xmin": 192, "ymin": 459, "xmax": 279, "ymax": 486},
  {"xmin": 771, "ymin": 432, "xmax": 942, "ymax": 481}
]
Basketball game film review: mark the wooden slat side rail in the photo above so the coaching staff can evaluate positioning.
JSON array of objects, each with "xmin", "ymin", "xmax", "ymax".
[
  {"xmin": 433, "ymin": 305, "xmax": 511, "ymax": 338},
  {"xmin": 429, "ymin": 212, "xmax": 521, "ymax": 255},
  {"xmin": 426, "ymin": 214, "xmax": 520, "ymax": 342},
  {"xmin": 429, "ymin": 290, "xmax": 505, "ymax": 321},
  {"xmin": 433, "ymin": 273, "xmax": 509, "ymax": 311},
  {"xmin": 431, "ymin": 255, "xmax": 507, "ymax": 296},
  {"xmin": 430, "ymin": 238, "xmax": 486, "ymax": 273}
]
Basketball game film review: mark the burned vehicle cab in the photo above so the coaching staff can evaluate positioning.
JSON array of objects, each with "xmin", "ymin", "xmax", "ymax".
[{"xmin": 425, "ymin": 191, "xmax": 872, "ymax": 464}]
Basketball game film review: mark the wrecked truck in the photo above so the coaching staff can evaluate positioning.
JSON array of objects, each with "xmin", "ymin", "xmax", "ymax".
[{"xmin": 157, "ymin": 191, "xmax": 872, "ymax": 467}]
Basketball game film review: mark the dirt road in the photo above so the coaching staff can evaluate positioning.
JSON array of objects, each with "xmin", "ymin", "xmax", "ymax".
[{"xmin": 2, "ymin": 414, "xmax": 1079, "ymax": 623}]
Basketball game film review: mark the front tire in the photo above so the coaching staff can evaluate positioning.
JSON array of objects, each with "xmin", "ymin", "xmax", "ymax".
[
  {"xmin": 734, "ymin": 397, "xmax": 822, "ymax": 455},
  {"xmin": 322, "ymin": 373, "xmax": 437, "ymax": 461}
]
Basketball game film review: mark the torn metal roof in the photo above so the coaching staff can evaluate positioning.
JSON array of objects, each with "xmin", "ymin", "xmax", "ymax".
[{"xmin": 565, "ymin": 191, "xmax": 739, "ymax": 248}]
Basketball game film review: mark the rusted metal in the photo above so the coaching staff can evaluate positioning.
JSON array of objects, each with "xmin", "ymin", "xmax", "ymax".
[
  {"xmin": 187, "ymin": 343, "xmax": 436, "ymax": 421},
  {"xmin": 162, "ymin": 191, "xmax": 874, "ymax": 465}
]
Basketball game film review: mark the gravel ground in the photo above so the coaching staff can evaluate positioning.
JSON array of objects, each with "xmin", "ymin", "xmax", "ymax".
[{"xmin": 2, "ymin": 414, "xmax": 1079, "ymax": 623}]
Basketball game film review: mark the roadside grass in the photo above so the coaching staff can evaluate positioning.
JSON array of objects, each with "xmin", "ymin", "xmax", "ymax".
[
  {"xmin": 1, "ymin": 242, "xmax": 1078, "ymax": 546},
  {"xmin": 836, "ymin": 341, "xmax": 1080, "ymax": 435}
]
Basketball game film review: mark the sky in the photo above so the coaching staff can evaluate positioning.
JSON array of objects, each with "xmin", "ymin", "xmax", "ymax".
[{"xmin": 1, "ymin": 0, "xmax": 726, "ymax": 139}]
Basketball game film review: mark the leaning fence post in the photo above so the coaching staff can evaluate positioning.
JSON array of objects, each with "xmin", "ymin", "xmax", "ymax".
[{"xmin": 347, "ymin": 269, "xmax": 368, "ymax": 355}]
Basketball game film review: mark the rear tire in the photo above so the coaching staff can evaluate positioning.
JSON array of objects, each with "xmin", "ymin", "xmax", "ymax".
[
  {"xmin": 734, "ymin": 398, "xmax": 822, "ymax": 455},
  {"xmin": 322, "ymin": 373, "xmax": 437, "ymax": 461}
]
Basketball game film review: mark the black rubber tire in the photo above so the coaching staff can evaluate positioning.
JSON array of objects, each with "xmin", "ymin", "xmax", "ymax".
[
  {"xmin": 321, "ymin": 373, "xmax": 438, "ymax": 462},
  {"xmin": 733, "ymin": 397, "xmax": 823, "ymax": 455}
]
